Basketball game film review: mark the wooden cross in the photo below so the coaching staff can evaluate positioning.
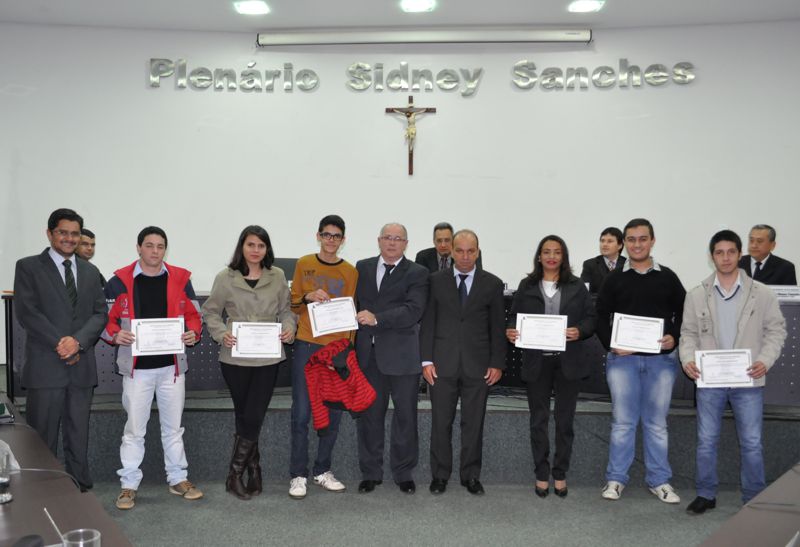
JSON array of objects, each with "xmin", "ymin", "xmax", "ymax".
[{"xmin": 385, "ymin": 95, "xmax": 436, "ymax": 175}]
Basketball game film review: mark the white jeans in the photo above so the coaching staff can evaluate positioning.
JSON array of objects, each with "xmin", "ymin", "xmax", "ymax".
[{"xmin": 118, "ymin": 367, "xmax": 188, "ymax": 489}]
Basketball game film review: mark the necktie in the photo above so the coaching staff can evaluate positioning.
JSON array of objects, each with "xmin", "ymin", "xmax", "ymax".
[
  {"xmin": 380, "ymin": 263, "xmax": 395, "ymax": 290},
  {"xmin": 439, "ymin": 256, "xmax": 448, "ymax": 271},
  {"xmin": 608, "ymin": 260, "xmax": 616, "ymax": 271},
  {"xmin": 458, "ymin": 274, "xmax": 469, "ymax": 307},
  {"xmin": 63, "ymin": 259, "xmax": 78, "ymax": 310},
  {"xmin": 754, "ymin": 261, "xmax": 762, "ymax": 280}
]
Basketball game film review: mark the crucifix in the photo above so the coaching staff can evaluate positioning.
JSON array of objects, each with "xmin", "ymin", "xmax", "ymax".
[{"xmin": 385, "ymin": 95, "xmax": 436, "ymax": 175}]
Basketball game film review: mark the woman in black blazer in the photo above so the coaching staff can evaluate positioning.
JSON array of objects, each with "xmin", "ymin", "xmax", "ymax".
[{"xmin": 506, "ymin": 235, "xmax": 596, "ymax": 498}]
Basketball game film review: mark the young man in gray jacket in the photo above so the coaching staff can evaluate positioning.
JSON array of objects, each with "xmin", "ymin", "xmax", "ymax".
[{"xmin": 680, "ymin": 230, "xmax": 786, "ymax": 514}]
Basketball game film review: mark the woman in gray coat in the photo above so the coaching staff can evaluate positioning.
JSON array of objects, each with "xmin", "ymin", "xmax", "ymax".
[{"xmin": 202, "ymin": 225, "xmax": 297, "ymax": 500}]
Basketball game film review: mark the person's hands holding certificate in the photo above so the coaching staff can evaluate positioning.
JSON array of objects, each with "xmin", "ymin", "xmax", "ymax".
[
  {"xmin": 304, "ymin": 289, "xmax": 331, "ymax": 303},
  {"xmin": 280, "ymin": 327, "xmax": 295, "ymax": 344},
  {"xmin": 565, "ymin": 327, "xmax": 580, "ymax": 342},
  {"xmin": 747, "ymin": 361, "xmax": 767, "ymax": 379},
  {"xmin": 182, "ymin": 330, "xmax": 197, "ymax": 347},
  {"xmin": 114, "ymin": 329, "xmax": 135, "ymax": 346},
  {"xmin": 223, "ymin": 332, "xmax": 236, "ymax": 348}
]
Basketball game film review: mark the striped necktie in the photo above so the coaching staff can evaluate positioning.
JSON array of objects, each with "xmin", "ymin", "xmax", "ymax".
[{"xmin": 63, "ymin": 259, "xmax": 78, "ymax": 310}]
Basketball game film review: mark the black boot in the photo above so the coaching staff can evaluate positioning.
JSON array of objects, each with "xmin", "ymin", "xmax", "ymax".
[
  {"xmin": 226, "ymin": 435, "xmax": 255, "ymax": 500},
  {"xmin": 246, "ymin": 442, "xmax": 263, "ymax": 496}
]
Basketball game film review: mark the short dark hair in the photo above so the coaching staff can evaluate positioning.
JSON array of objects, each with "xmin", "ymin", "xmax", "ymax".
[
  {"xmin": 600, "ymin": 227, "xmax": 623, "ymax": 245},
  {"xmin": 318, "ymin": 215, "xmax": 345, "ymax": 235},
  {"xmin": 81, "ymin": 228, "xmax": 96, "ymax": 239},
  {"xmin": 623, "ymin": 218, "xmax": 654, "ymax": 239},
  {"xmin": 751, "ymin": 224, "xmax": 776, "ymax": 242},
  {"xmin": 709, "ymin": 230, "xmax": 742, "ymax": 254},
  {"xmin": 228, "ymin": 225, "xmax": 275, "ymax": 275},
  {"xmin": 47, "ymin": 208, "xmax": 83, "ymax": 231},
  {"xmin": 433, "ymin": 222, "xmax": 454, "ymax": 236},
  {"xmin": 528, "ymin": 235, "xmax": 572, "ymax": 287},
  {"xmin": 137, "ymin": 226, "xmax": 168, "ymax": 248}
]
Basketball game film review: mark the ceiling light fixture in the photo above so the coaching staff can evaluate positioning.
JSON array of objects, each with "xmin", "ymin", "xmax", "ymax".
[
  {"xmin": 234, "ymin": 0, "xmax": 270, "ymax": 15},
  {"xmin": 567, "ymin": 0, "xmax": 606, "ymax": 13},
  {"xmin": 400, "ymin": 0, "xmax": 437, "ymax": 13},
  {"xmin": 256, "ymin": 27, "xmax": 591, "ymax": 46}
]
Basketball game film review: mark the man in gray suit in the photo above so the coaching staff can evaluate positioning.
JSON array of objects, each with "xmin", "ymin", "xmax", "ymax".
[
  {"xmin": 14, "ymin": 208, "xmax": 108, "ymax": 490},
  {"xmin": 420, "ymin": 230, "xmax": 506, "ymax": 496},
  {"xmin": 355, "ymin": 223, "xmax": 429, "ymax": 494}
]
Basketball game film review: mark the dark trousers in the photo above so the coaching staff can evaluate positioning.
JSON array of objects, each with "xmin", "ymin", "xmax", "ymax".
[
  {"xmin": 429, "ymin": 373, "xmax": 489, "ymax": 482},
  {"xmin": 357, "ymin": 351, "xmax": 420, "ymax": 483},
  {"xmin": 220, "ymin": 363, "xmax": 278, "ymax": 442},
  {"xmin": 25, "ymin": 385, "xmax": 94, "ymax": 488},
  {"xmin": 525, "ymin": 355, "xmax": 581, "ymax": 481}
]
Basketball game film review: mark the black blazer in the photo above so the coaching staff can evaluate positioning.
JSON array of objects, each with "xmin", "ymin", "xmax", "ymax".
[
  {"xmin": 354, "ymin": 256, "xmax": 429, "ymax": 376},
  {"xmin": 420, "ymin": 268, "xmax": 506, "ymax": 380},
  {"xmin": 508, "ymin": 274, "xmax": 597, "ymax": 382},
  {"xmin": 13, "ymin": 249, "xmax": 108, "ymax": 388},
  {"xmin": 415, "ymin": 247, "xmax": 483, "ymax": 274},
  {"xmin": 580, "ymin": 255, "xmax": 625, "ymax": 294},
  {"xmin": 738, "ymin": 254, "xmax": 797, "ymax": 285}
]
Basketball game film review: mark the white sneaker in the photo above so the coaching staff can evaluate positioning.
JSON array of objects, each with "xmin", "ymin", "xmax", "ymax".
[
  {"xmin": 602, "ymin": 481, "xmax": 625, "ymax": 500},
  {"xmin": 289, "ymin": 477, "xmax": 307, "ymax": 499},
  {"xmin": 649, "ymin": 483, "xmax": 680, "ymax": 504},
  {"xmin": 313, "ymin": 471, "xmax": 346, "ymax": 492}
]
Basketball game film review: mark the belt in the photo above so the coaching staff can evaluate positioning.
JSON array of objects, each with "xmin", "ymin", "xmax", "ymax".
[{"xmin": 542, "ymin": 352, "xmax": 561, "ymax": 357}]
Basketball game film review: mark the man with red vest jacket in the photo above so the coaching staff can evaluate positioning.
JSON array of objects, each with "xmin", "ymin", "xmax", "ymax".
[{"xmin": 102, "ymin": 226, "xmax": 203, "ymax": 510}]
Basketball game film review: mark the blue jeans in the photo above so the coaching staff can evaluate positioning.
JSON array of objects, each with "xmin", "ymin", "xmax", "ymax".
[
  {"xmin": 605, "ymin": 352, "xmax": 677, "ymax": 487},
  {"xmin": 289, "ymin": 341, "xmax": 343, "ymax": 478},
  {"xmin": 696, "ymin": 386, "xmax": 765, "ymax": 503}
]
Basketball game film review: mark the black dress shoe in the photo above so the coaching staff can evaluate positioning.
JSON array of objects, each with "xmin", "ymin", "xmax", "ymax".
[
  {"xmin": 460, "ymin": 479, "xmax": 485, "ymax": 495},
  {"xmin": 686, "ymin": 496, "xmax": 716, "ymax": 515},
  {"xmin": 397, "ymin": 480, "xmax": 416, "ymax": 494},
  {"xmin": 358, "ymin": 479, "xmax": 382, "ymax": 493},
  {"xmin": 429, "ymin": 478, "xmax": 448, "ymax": 495},
  {"xmin": 534, "ymin": 485, "xmax": 549, "ymax": 498},
  {"xmin": 554, "ymin": 486, "xmax": 568, "ymax": 498}
]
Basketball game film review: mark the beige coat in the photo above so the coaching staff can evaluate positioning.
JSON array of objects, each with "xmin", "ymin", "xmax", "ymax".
[
  {"xmin": 679, "ymin": 270, "xmax": 786, "ymax": 387},
  {"xmin": 202, "ymin": 266, "xmax": 297, "ymax": 367}
]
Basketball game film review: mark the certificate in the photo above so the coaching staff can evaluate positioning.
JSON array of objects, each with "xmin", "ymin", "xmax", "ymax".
[
  {"xmin": 696, "ymin": 349, "xmax": 754, "ymax": 388},
  {"xmin": 308, "ymin": 297, "xmax": 358, "ymax": 338},
  {"xmin": 610, "ymin": 313, "xmax": 664, "ymax": 354},
  {"xmin": 515, "ymin": 314, "xmax": 567, "ymax": 351},
  {"xmin": 131, "ymin": 318, "xmax": 184, "ymax": 356},
  {"xmin": 231, "ymin": 322, "xmax": 282, "ymax": 359}
]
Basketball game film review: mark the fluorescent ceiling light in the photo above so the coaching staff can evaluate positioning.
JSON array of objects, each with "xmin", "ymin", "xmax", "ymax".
[
  {"xmin": 234, "ymin": 1, "xmax": 270, "ymax": 15},
  {"xmin": 568, "ymin": 0, "xmax": 605, "ymax": 13},
  {"xmin": 400, "ymin": 0, "xmax": 437, "ymax": 13},
  {"xmin": 257, "ymin": 28, "xmax": 591, "ymax": 46}
]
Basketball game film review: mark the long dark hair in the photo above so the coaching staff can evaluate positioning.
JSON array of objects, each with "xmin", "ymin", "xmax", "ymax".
[
  {"xmin": 528, "ymin": 235, "xmax": 572, "ymax": 287},
  {"xmin": 228, "ymin": 225, "xmax": 274, "ymax": 276}
]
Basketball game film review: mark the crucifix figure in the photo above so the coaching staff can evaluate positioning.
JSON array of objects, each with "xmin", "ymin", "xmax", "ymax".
[{"xmin": 386, "ymin": 95, "xmax": 436, "ymax": 175}]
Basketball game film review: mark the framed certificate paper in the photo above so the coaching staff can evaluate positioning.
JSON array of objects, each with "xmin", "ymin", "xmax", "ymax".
[
  {"xmin": 308, "ymin": 297, "xmax": 358, "ymax": 338},
  {"xmin": 515, "ymin": 314, "xmax": 568, "ymax": 351},
  {"xmin": 131, "ymin": 318, "xmax": 185, "ymax": 357},
  {"xmin": 610, "ymin": 313, "xmax": 664, "ymax": 354},
  {"xmin": 231, "ymin": 322, "xmax": 282, "ymax": 359},
  {"xmin": 696, "ymin": 349, "xmax": 754, "ymax": 388}
]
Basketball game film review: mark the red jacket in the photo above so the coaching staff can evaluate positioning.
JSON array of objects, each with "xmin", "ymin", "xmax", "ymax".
[
  {"xmin": 103, "ymin": 261, "xmax": 202, "ymax": 377},
  {"xmin": 305, "ymin": 339, "xmax": 376, "ymax": 433}
]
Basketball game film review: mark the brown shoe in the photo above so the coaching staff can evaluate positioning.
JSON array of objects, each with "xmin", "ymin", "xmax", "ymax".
[
  {"xmin": 169, "ymin": 480, "xmax": 203, "ymax": 500},
  {"xmin": 116, "ymin": 488, "xmax": 136, "ymax": 510}
]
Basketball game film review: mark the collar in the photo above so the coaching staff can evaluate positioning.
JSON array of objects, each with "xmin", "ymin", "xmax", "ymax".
[
  {"xmin": 713, "ymin": 272, "xmax": 742, "ymax": 300},
  {"xmin": 603, "ymin": 255, "xmax": 620, "ymax": 269},
  {"xmin": 48, "ymin": 247, "xmax": 75, "ymax": 265},
  {"xmin": 453, "ymin": 266, "xmax": 476, "ymax": 280},
  {"xmin": 751, "ymin": 254, "xmax": 770, "ymax": 267},
  {"xmin": 623, "ymin": 257, "xmax": 661, "ymax": 274},
  {"xmin": 378, "ymin": 255, "xmax": 404, "ymax": 269},
  {"xmin": 134, "ymin": 261, "xmax": 168, "ymax": 277}
]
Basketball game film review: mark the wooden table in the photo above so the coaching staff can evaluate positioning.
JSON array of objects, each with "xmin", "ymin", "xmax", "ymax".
[{"xmin": 0, "ymin": 396, "xmax": 131, "ymax": 547}]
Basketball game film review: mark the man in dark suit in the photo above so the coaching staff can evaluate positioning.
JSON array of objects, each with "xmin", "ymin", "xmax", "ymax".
[
  {"xmin": 415, "ymin": 221, "xmax": 482, "ymax": 273},
  {"xmin": 580, "ymin": 227, "xmax": 626, "ymax": 293},
  {"xmin": 738, "ymin": 224, "xmax": 797, "ymax": 285},
  {"xmin": 355, "ymin": 223, "xmax": 429, "ymax": 494},
  {"xmin": 420, "ymin": 230, "xmax": 505, "ymax": 496},
  {"xmin": 13, "ymin": 208, "xmax": 108, "ymax": 490}
]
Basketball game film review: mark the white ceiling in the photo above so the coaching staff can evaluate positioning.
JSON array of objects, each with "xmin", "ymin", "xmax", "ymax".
[{"xmin": 0, "ymin": 0, "xmax": 799, "ymax": 34}]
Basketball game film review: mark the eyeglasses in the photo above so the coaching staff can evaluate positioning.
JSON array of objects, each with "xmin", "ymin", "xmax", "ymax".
[
  {"xmin": 319, "ymin": 232, "xmax": 343, "ymax": 241},
  {"xmin": 52, "ymin": 229, "xmax": 81, "ymax": 239},
  {"xmin": 379, "ymin": 236, "xmax": 407, "ymax": 243}
]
